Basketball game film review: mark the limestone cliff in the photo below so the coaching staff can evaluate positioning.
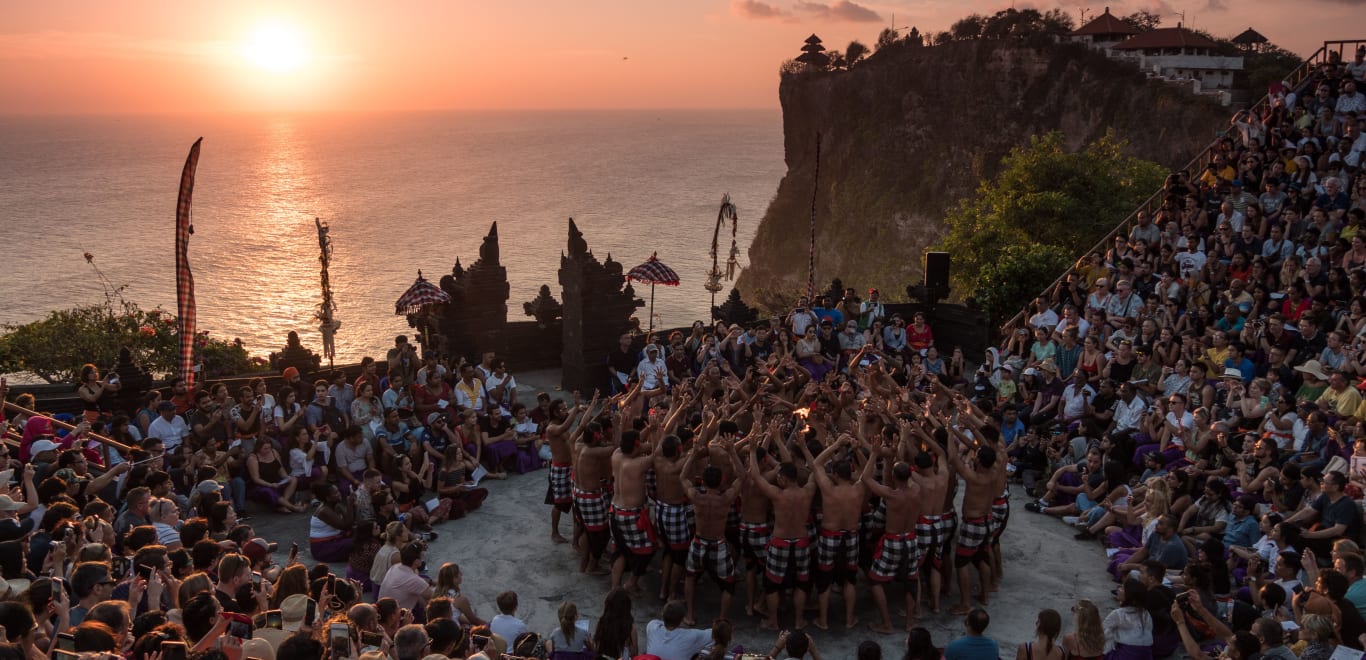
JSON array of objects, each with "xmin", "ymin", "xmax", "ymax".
[{"xmin": 737, "ymin": 39, "xmax": 1231, "ymax": 300}]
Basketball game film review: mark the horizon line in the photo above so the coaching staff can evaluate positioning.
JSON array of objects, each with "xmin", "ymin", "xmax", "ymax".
[{"xmin": 0, "ymin": 105, "xmax": 783, "ymax": 119}]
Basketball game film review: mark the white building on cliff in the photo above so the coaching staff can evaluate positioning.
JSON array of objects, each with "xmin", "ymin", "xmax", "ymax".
[{"xmin": 1110, "ymin": 25, "xmax": 1243, "ymax": 92}]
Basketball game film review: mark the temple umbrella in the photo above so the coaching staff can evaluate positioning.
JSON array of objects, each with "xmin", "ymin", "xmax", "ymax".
[
  {"xmin": 395, "ymin": 270, "xmax": 451, "ymax": 348},
  {"xmin": 627, "ymin": 252, "xmax": 680, "ymax": 332}
]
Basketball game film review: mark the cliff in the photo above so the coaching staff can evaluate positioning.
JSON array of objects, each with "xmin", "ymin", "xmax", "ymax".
[{"xmin": 737, "ymin": 39, "xmax": 1231, "ymax": 300}]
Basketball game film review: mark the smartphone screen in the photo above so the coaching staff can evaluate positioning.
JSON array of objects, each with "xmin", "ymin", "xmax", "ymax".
[
  {"xmin": 161, "ymin": 641, "xmax": 187, "ymax": 660},
  {"xmin": 56, "ymin": 633, "xmax": 75, "ymax": 652},
  {"xmin": 329, "ymin": 623, "xmax": 350, "ymax": 657},
  {"xmin": 266, "ymin": 610, "xmax": 282, "ymax": 630}
]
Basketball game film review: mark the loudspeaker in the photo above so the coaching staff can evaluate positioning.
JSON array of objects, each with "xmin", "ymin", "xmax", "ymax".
[{"xmin": 924, "ymin": 252, "xmax": 950, "ymax": 297}]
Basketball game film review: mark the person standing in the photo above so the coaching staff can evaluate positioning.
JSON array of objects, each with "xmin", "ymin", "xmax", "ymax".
[
  {"xmin": 864, "ymin": 430, "xmax": 924, "ymax": 633},
  {"xmin": 609, "ymin": 429, "xmax": 658, "ymax": 595},
  {"xmin": 749, "ymin": 442, "xmax": 817, "ymax": 630},
  {"xmin": 801, "ymin": 434, "xmax": 867, "ymax": 630},
  {"xmin": 679, "ymin": 439, "xmax": 744, "ymax": 625}
]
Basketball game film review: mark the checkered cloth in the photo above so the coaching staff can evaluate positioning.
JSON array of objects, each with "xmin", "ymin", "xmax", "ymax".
[
  {"xmin": 916, "ymin": 512, "xmax": 955, "ymax": 570},
  {"xmin": 686, "ymin": 536, "xmax": 737, "ymax": 581},
  {"xmin": 956, "ymin": 515, "xmax": 991, "ymax": 557},
  {"xmin": 573, "ymin": 487, "xmax": 608, "ymax": 532},
  {"xmin": 816, "ymin": 529, "xmax": 859, "ymax": 573},
  {"xmin": 545, "ymin": 462, "xmax": 572, "ymax": 506},
  {"xmin": 862, "ymin": 498, "xmax": 887, "ymax": 532},
  {"xmin": 654, "ymin": 501, "xmax": 695, "ymax": 551},
  {"xmin": 739, "ymin": 520, "xmax": 772, "ymax": 564},
  {"xmin": 174, "ymin": 138, "xmax": 202, "ymax": 388},
  {"xmin": 764, "ymin": 535, "xmax": 812, "ymax": 584},
  {"xmin": 990, "ymin": 493, "xmax": 1010, "ymax": 543},
  {"xmin": 869, "ymin": 531, "xmax": 920, "ymax": 582},
  {"xmin": 610, "ymin": 504, "xmax": 658, "ymax": 555}
]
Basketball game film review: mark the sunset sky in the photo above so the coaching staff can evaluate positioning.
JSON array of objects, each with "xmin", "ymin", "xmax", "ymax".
[{"xmin": 2, "ymin": 0, "xmax": 1363, "ymax": 114}]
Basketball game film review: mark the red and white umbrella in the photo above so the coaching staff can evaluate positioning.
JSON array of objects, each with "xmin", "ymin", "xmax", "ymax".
[
  {"xmin": 395, "ymin": 270, "xmax": 450, "ymax": 315},
  {"xmin": 627, "ymin": 253, "xmax": 679, "ymax": 331}
]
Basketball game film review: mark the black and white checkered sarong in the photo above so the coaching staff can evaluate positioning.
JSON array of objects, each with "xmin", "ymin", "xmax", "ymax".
[
  {"xmin": 869, "ymin": 531, "xmax": 920, "ymax": 582},
  {"xmin": 816, "ymin": 529, "xmax": 859, "ymax": 573},
  {"xmin": 956, "ymin": 515, "xmax": 990, "ymax": 558},
  {"xmin": 654, "ymin": 500, "xmax": 695, "ymax": 551},
  {"xmin": 573, "ymin": 487, "xmax": 608, "ymax": 532},
  {"xmin": 764, "ymin": 536, "xmax": 811, "ymax": 585},
  {"xmin": 686, "ymin": 536, "xmax": 736, "ymax": 581}
]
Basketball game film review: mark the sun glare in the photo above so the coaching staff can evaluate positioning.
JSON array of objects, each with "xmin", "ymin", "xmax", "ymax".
[{"xmin": 243, "ymin": 21, "xmax": 310, "ymax": 73}]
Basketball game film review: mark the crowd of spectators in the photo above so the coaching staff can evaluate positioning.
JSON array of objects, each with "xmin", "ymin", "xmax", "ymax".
[
  {"xmin": 986, "ymin": 47, "xmax": 1366, "ymax": 660},
  {"xmin": 0, "ymin": 40, "xmax": 1362, "ymax": 660}
]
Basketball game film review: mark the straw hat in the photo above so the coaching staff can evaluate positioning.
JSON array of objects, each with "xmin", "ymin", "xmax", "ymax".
[{"xmin": 1294, "ymin": 360, "xmax": 1330, "ymax": 381}]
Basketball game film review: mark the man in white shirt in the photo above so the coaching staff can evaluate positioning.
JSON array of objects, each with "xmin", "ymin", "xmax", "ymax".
[
  {"xmin": 645, "ymin": 601, "xmax": 712, "ymax": 660},
  {"xmin": 636, "ymin": 346, "xmax": 669, "ymax": 394},
  {"xmin": 146, "ymin": 401, "xmax": 189, "ymax": 452},
  {"xmin": 1028, "ymin": 296, "xmax": 1059, "ymax": 330}
]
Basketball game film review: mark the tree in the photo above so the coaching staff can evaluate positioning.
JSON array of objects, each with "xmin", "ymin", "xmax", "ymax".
[
  {"xmin": 796, "ymin": 34, "xmax": 830, "ymax": 69},
  {"xmin": 975, "ymin": 244, "xmax": 1075, "ymax": 328},
  {"xmin": 827, "ymin": 50, "xmax": 847, "ymax": 70},
  {"xmin": 905, "ymin": 27, "xmax": 923, "ymax": 47},
  {"xmin": 875, "ymin": 28, "xmax": 899, "ymax": 52},
  {"xmin": 950, "ymin": 15, "xmax": 985, "ymax": 41},
  {"xmin": 932, "ymin": 31, "xmax": 952, "ymax": 46},
  {"xmin": 1123, "ymin": 10, "xmax": 1161, "ymax": 32},
  {"xmin": 937, "ymin": 130, "xmax": 1166, "ymax": 308},
  {"xmin": 845, "ymin": 40, "xmax": 868, "ymax": 67},
  {"xmin": 0, "ymin": 303, "xmax": 262, "ymax": 383}
]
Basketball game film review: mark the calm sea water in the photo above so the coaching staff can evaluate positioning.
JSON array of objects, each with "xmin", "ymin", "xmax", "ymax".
[{"xmin": 0, "ymin": 110, "xmax": 783, "ymax": 364}]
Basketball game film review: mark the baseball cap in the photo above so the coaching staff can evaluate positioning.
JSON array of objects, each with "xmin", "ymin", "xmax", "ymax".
[
  {"xmin": 195, "ymin": 480, "xmax": 223, "ymax": 496},
  {"xmin": 427, "ymin": 412, "xmax": 443, "ymax": 426},
  {"xmin": 242, "ymin": 537, "xmax": 278, "ymax": 565},
  {"xmin": 282, "ymin": 367, "xmax": 300, "ymax": 380}
]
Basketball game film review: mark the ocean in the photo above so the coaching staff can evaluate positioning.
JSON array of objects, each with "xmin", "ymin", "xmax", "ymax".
[{"xmin": 0, "ymin": 110, "xmax": 784, "ymax": 365}]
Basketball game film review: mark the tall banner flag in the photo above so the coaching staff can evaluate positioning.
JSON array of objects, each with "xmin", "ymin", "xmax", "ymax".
[
  {"xmin": 176, "ymin": 138, "xmax": 203, "ymax": 388},
  {"xmin": 806, "ymin": 132, "xmax": 822, "ymax": 302}
]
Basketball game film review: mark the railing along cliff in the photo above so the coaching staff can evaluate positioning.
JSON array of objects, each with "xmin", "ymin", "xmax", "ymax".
[{"xmin": 997, "ymin": 39, "xmax": 1366, "ymax": 338}]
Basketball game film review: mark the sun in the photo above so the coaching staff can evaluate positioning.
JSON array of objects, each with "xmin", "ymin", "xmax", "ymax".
[{"xmin": 243, "ymin": 21, "xmax": 310, "ymax": 73}]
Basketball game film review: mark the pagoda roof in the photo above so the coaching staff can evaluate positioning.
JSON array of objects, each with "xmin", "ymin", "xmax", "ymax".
[
  {"xmin": 1231, "ymin": 27, "xmax": 1268, "ymax": 45},
  {"xmin": 1069, "ymin": 8, "xmax": 1140, "ymax": 37}
]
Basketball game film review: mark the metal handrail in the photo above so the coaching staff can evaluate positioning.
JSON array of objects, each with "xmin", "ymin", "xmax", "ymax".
[{"xmin": 995, "ymin": 39, "xmax": 1353, "ymax": 337}]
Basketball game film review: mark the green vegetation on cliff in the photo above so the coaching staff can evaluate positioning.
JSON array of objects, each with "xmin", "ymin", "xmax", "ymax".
[
  {"xmin": 737, "ymin": 38, "xmax": 1231, "ymax": 307},
  {"xmin": 940, "ymin": 130, "xmax": 1166, "ymax": 324}
]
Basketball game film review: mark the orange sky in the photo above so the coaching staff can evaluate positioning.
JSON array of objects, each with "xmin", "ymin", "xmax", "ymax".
[{"xmin": 1, "ymin": 0, "xmax": 1363, "ymax": 114}]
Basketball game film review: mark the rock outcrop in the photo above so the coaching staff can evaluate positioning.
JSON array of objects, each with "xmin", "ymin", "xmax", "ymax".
[{"xmin": 738, "ymin": 39, "xmax": 1231, "ymax": 298}]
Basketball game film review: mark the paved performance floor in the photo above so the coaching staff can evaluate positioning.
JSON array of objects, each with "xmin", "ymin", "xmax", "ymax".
[{"xmin": 251, "ymin": 370, "xmax": 1119, "ymax": 658}]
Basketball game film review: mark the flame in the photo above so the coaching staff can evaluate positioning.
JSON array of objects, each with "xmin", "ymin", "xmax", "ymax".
[{"xmin": 792, "ymin": 407, "xmax": 810, "ymax": 419}]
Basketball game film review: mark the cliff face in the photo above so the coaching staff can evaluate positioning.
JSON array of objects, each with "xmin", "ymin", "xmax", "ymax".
[{"xmin": 737, "ymin": 40, "xmax": 1231, "ymax": 300}]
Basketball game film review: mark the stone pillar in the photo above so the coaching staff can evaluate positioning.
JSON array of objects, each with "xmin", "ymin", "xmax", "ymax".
[
  {"xmin": 559, "ymin": 219, "xmax": 643, "ymax": 393},
  {"xmin": 435, "ymin": 223, "xmax": 510, "ymax": 361}
]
